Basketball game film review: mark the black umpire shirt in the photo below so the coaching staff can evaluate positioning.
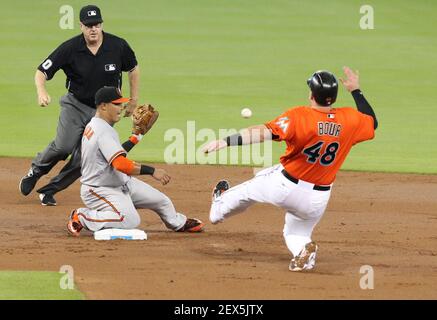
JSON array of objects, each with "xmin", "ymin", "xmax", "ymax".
[{"xmin": 37, "ymin": 32, "xmax": 137, "ymax": 108}]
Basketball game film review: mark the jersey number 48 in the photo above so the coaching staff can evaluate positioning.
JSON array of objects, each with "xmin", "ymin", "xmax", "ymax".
[{"xmin": 303, "ymin": 141, "xmax": 339, "ymax": 166}]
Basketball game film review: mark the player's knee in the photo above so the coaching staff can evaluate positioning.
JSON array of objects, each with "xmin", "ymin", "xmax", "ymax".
[
  {"xmin": 124, "ymin": 217, "xmax": 140, "ymax": 229},
  {"xmin": 122, "ymin": 212, "xmax": 141, "ymax": 229},
  {"xmin": 132, "ymin": 213, "xmax": 141, "ymax": 228},
  {"xmin": 53, "ymin": 143, "xmax": 75, "ymax": 157}
]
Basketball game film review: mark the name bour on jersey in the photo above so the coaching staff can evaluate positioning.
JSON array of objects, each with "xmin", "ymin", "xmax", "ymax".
[{"xmin": 318, "ymin": 121, "xmax": 341, "ymax": 137}]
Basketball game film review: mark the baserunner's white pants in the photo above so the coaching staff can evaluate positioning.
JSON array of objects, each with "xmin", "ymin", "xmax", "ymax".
[{"xmin": 210, "ymin": 164, "xmax": 332, "ymax": 256}]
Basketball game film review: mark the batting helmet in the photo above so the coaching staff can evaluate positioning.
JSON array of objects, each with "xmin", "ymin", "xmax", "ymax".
[{"xmin": 307, "ymin": 70, "xmax": 338, "ymax": 106}]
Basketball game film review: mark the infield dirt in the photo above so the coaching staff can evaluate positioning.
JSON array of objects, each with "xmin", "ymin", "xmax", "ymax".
[{"xmin": 1, "ymin": 158, "xmax": 436, "ymax": 299}]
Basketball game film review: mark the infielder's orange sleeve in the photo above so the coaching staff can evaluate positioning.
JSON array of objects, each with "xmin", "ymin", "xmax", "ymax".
[{"xmin": 111, "ymin": 155, "xmax": 135, "ymax": 175}]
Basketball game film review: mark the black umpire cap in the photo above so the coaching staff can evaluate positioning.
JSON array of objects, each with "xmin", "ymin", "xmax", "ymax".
[
  {"xmin": 307, "ymin": 70, "xmax": 338, "ymax": 106},
  {"xmin": 80, "ymin": 5, "xmax": 103, "ymax": 25},
  {"xmin": 95, "ymin": 87, "xmax": 129, "ymax": 106}
]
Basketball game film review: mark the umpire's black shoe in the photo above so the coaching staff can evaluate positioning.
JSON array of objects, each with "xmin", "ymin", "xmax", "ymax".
[
  {"xmin": 212, "ymin": 180, "xmax": 230, "ymax": 201},
  {"xmin": 39, "ymin": 193, "xmax": 57, "ymax": 206},
  {"xmin": 19, "ymin": 168, "xmax": 41, "ymax": 196}
]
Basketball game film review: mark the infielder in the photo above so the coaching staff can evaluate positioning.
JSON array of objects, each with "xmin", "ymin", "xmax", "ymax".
[
  {"xmin": 67, "ymin": 86, "xmax": 204, "ymax": 236},
  {"xmin": 19, "ymin": 5, "xmax": 140, "ymax": 206},
  {"xmin": 203, "ymin": 67, "xmax": 377, "ymax": 271}
]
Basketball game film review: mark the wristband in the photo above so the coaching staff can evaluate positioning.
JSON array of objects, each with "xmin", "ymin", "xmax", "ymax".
[
  {"xmin": 140, "ymin": 165, "xmax": 155, "ymax": 175},
  {"xmin": 129, "ymin": 134, "xmax": 144, "ymax": 145},
  {"xmin": 225, "ymin": 133, "xmax": 243, "ymax": 146}
]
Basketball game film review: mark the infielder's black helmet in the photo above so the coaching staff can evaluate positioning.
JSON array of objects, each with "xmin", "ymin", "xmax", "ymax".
[{"xmin": 307, "ymin": 70, "xmax": 338, "ymax": 106}]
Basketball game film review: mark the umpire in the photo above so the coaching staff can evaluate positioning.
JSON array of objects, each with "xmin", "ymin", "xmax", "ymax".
[{"xmin": 19, "ymin": 5, "xmax": 140, "ymax": 206}]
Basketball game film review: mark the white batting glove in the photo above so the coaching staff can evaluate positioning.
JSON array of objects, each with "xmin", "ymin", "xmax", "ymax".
[{"xmin": 202, "ymin": 140, "xmax": 228, "ymax": 153}]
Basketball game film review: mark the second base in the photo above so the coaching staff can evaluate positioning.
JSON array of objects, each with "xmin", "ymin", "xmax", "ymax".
[{"xmin": 94, "ymin": 228, "xmax": 147, "ymax": 241}]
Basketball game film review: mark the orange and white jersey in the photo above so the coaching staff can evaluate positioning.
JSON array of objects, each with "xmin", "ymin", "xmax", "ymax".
[
  {"xmin": 265, "ymin": 106, "xmax": 375, "ymax": 185},
  {"xmin": 81, "ymin": 117, "xmax": 129, "ymax": 187}
]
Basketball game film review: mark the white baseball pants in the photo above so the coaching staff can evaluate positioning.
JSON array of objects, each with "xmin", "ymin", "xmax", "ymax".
[
  {"xmin": 210, "ymin": 164, "xmax": 332, "ymax": 256},
  {"xmin": 76, "ymin": 177, "xmax": 187, "ymax": 232}
]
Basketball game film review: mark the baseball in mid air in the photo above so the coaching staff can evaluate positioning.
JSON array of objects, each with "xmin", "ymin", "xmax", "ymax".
[{"xmin": 241, "ymin": 108, "xmax": 252, "ymax": 118}]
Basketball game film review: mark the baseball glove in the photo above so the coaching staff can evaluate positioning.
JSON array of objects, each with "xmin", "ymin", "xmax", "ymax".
[{"xmin": 132, "ymin": 104, "xmax": 159, "ymax": 135}]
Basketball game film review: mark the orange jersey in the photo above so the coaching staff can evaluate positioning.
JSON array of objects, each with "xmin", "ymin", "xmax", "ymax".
[{"xmin": 265, "ymin": 106, "xmax": 375, "ymax": 185}]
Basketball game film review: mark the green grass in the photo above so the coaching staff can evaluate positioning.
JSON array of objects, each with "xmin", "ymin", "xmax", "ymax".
[
  {"xmin": 1, "ymin": 0, "xmax": 436, "ymax": 173},
  {"xmin": 0, "ymin": 271, "xmax": 84, "ymax": 300}
]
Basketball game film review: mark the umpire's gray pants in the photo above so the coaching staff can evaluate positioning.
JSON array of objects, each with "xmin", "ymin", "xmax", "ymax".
[
  {"xmin": 32, "ymin": 93, "xmax": 95, "ymax": 195},
  {"xmin": 77, "ymin": 177, "xmax": 187, "ymax": 232}
]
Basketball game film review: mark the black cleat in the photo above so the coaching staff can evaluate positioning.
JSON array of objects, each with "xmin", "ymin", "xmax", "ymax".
[
  {"xmin": 39, "ymin": 193, "xmax": 57, "ymax": 206},
  {"xmin": 212, "ymin": 180, "xmax": 230, "ymax": 201},
  {"xmin": 19, "ymin": 168, "xmax": 40, "ymax": 196}
]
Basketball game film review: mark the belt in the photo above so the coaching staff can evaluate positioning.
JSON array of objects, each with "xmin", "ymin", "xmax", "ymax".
[
  {"xmin": 281, "ymin": 170, "xmax": 331, "ymax": 191},
  {"xmin": 68, "ymin": 92, "xmax": 96, "ymax": 109}
]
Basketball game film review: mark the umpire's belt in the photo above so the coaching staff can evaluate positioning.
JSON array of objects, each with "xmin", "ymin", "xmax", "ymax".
[{"xmin": 281, "ymin": 170, "xmax": 331, "ymax": 191}]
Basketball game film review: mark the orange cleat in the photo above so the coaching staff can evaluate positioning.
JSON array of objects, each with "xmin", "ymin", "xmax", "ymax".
[
  {"xmin": 67, "ymin": 210, "xmax": 84, "ymax": 237},
  {"xmin": 177, "ymin": 218, "xmax": 204, "ymax": 233}
]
